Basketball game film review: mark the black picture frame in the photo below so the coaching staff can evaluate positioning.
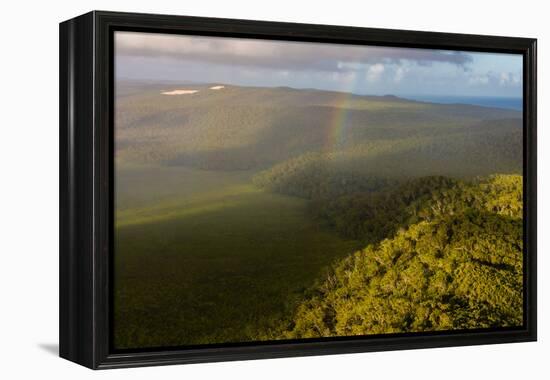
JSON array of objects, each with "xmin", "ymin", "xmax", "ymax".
[{"xmin": 59, "ymin": 10, "xmax": 537, "ymax": 369}]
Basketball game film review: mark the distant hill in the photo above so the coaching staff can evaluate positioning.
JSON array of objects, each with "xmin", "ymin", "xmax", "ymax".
[{"xmin": 116, "ymin": 81, "xmax": 522, "ymax": 178}]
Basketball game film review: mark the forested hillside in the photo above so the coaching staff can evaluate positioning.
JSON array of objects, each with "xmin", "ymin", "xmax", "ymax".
[
  {"xmin": 270, "ymin": 175, "xmax": 523, "ymax": 338},
  {"xmin": 116, "ymin": 81, "xmax": 521, "ymax": 174}
]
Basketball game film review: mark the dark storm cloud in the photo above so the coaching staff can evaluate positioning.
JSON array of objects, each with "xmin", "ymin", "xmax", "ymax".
[{"xmin": 115, "ymin": 32, "xmax": 473, "ymax": 72}]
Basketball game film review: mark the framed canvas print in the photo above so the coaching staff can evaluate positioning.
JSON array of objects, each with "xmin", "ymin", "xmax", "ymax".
[{"xmin": 59, "ymin": 11, "xmax": 537, "ymax": 369}]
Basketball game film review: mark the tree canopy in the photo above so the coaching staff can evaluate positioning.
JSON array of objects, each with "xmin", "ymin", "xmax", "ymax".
[{"xmin": 268, "ymin": 175, "xmax": 523, "ymax": 339}]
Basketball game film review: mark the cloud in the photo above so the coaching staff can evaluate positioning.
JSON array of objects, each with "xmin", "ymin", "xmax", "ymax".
[
  {"xmin": 366, "ymin": 64, "xmax": 385, "ymax": 82},
  {"xmin": 468, "ymin": 71, "xmax": 521, "ymax": 88},
  {"xmin": 115, "ymin": 31, "xmax": 473, "ymax": 73},
  {"xmin": 499, "ymin": 72, "xmax": 521, "ymax": 86},
  {"xmin": 393, "ymin": 66, "xmax": 410, "ymax": 83},
  {"xmin": 468, "ymin": 74, "xmax": 490, "ymax": 85}
]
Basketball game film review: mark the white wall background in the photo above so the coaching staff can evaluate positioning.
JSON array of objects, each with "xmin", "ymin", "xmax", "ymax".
[{"xmin": 0, "ymin": 0, "xmax": 546, "ymax": 377}]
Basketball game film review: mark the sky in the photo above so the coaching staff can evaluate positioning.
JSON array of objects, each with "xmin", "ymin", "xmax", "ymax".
[{"xmin": 115, "ymin": 31, "xmax": 523, "ymax": 98}]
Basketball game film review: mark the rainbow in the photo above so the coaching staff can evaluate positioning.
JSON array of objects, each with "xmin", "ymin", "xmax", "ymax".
[{"xmin": 324, "ymin": 80, "xmax": 362, "ymax": 154}]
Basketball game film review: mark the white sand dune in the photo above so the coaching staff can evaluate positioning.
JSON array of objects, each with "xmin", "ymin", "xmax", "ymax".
[
  {"xmin": 209, "ymin": 85, "xmax": 225, "ymax": 90},
  {"xmin": 161, "ymin": 89, "xmax": 199, "ymax": 95}
]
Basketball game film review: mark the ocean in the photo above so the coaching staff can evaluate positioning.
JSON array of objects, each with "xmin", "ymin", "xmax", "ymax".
[{"xmin": 401, "ymin": 95, "xmax": 522, "ymax": 111}]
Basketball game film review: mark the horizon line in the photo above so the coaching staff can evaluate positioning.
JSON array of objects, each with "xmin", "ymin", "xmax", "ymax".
[{"xmin": 116, "ymin": 77, "xmax": 523, "ymax": 101}]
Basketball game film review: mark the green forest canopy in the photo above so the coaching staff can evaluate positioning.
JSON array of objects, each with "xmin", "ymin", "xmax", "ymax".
[{"xmin": 266, "ymin": 175, "xmax": 523, "ymax": 339}]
